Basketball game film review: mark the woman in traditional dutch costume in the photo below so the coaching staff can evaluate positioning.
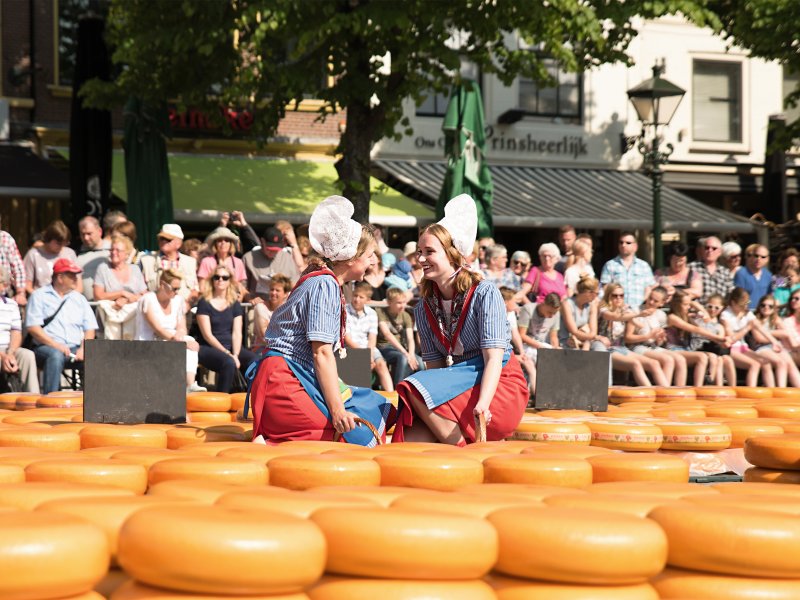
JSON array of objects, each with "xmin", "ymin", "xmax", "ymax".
[
  {"xmin": 393, "ymin": 195, "xmax": 528, "ymax": 445},
  {"xmin": 248, "ymin": 196, "xmax": 395, "ymax": 446}
]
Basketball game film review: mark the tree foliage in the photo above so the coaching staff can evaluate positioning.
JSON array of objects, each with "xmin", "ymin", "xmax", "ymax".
[{"xmin": 83, "ymin": 0, "xmax": 720, "ymax": 222}]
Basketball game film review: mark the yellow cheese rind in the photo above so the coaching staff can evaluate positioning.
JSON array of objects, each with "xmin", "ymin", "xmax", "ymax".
[
  {"xmin": 651, "ymin": 567, "xmax": 800, "ymax": 599},
  {"xmin": 308, "ymin": 576, "xmax": 495, "ymax": 600}
]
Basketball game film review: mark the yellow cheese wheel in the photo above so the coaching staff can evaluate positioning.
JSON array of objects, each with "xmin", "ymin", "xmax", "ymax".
[
  {"xmin": 0, "ymin": 511, "xmax": 109, "ymax": 600},
  {"xmin": 118, "ymin": 505, "xmax": 325, "ymax": 595},
  {"xmin": 587, "ymin": 481, "xmax": 718, "ymax": 499},
  {"xmin": 757, "ymin": 404, "xmax": 800, "ymax": 419},
  {"xmin": 0, "ymin": 481, "xmax": 134, "ymax": 509},
  {"xmin": 25, "ymin": 458, "xmax": 148, "ymax": 493},
  {"xmin": 308, "ymin": 576, "xmax": 494, "ymax": 600},
  {"xmin": 0, "ymin": 428, "xmax": 81, "ymax": 452},
  {"xmin": 14, "ymin": 395, "xmax": 40, "ymax": 410},
  {"xmin": 311, "ymin": 506, "xmax": 497, "ymax": 579},
  {"xmin": 0, "ymin": 463, "xmax": 25, "ymax": 483},
  {"xmin": 773, "ymin": 388, "xmax": 800, "ymax": 400},
  {"xmin": 217, "ymin": 489, "xmax": 376, "ymax": 517},
  {"xmin": 651, "ymin": 567, "xmax": 800, "ymax": 599},
  {"xmin": 778, "ymin": 421, "xmax": 800, "ymax": 434},
  {"xmin": 36, "ymin": 394, "xmax": 83, "ymax": 409},
  {"xmin": 649, "ymin": 503, "xmax": 800, "ymax": 577},
  {"xmin": 608, "ymin": 387, "xmax": 657, "ymax": 402},
  {"xmin": 3, "ymin": 415, "xmax": 73, "ymax": 426},
  {"xmin": 653, "ymin": 387, "xmax": 697, "ymax": 401},
  {"xmin": 0, "ymin": 450, "xmax": 71, "ymax": 468},
  {"xmin": 458, "ymin": 483, "xmax": 587, "ymax": 500},
  {"xmin": 693, "ymin": 386, "xmax": 737, "ymax": 399},
  {"xmin": 36, "ymin": 495, "xmax": 193, "ymax": 562},
  {"xmin": 489, "ymin": 507, "xmax": 667, "ymax": 584},
  {"xmin": 651, "ymin": 407, "xmax": 707, "ymax": 421},
  {"xmin": 615, "ymin": 402, "xmax": 658, "ymax": 411},
  {"xmin": 307, "ymin": 485, "xmax": 437, "ymax": 507},
  {"xmin": 533, "ymin": 410, "xmax": 595, "ymax": 419},
  {"xmin": 657, "ymin": 421, "xmax": 731, "ymax": 450},
  {"xmin": 229, "ymin": 392, "xmax": 247, "ymax": 412},
  {"xmin": 236, "ymin": 406, "xmax": 253, "ymax": 422},
  {"xmin": 165, "ymin": 425, "xmax": 248, "ymax": 449},
  {"xmin": 0, "ymin": 393, "xmax": 21, "ymax": 410},
  {"xmin": 268, "ymin": 454, "xmax": 380, "ymax": 490},
  {"xmin": 111, "ymin": 580, "xmax": 309, "ymax": 599},
  {"xmin": 744, "ymin": 433, "xmax": 800, "ymax": 470},
  {"xmin": 687, "ymin": 492, "xmax": 800, "ymax": 516},
  {"xmin": 392, "ymin": 491, "xmax": 543, "ymax": 517},
  {"xmin": 734, "ymin": 386, "xmax": 773, "ymax": 399},
  {"xmin": 374, "ymin": 453, "xmax": 483, "ymax": 491},
  {"xmin": 510, "ymin": 419, "xmax": 592, "ymax": 444},
  {"xmin": 80, "ymin": 445, "xmax": 157, "ymax": 458},
  {"xmin": 148, "ymin": 457, "xmax": 269, "ymax": 486},
  {"xmin": 483, "ymin": 455, "xmax": 592, "ymax": 488},
  {"xmin": 744, "ymin": 467, "xmax": 800, "ymax": 484},
  {"xmin": 587, "ymin": 453, "xmax": 689, "ymax": 483},
  {"xmin": 522, "ymin": 444, "xmax": 617, "ymax": 459},
  {"xmin": 185, "ymin": 392, "xmax": 231, "ymax": 412},
  {"xmin": 488, "ymin": 574, "xmax": 659, "ymax": 600},
  {"xmin": 80, "ymin": 425, "xmax": 168, "ymax": 450},
  {"xmin": 110, "ymin": 449, "xmax": 182, "ymax": 468},
  {"xmin": 218, "ymin": 444, "xmax": 318, "ymax": 463},
  {"xmin": 146, "ymin": 480, "xmax": 265, "ymax": 503},
  {"xmin": 725, "ymin": 420, "xmax": 784, "ymax": 448},
  {"xmin": 468, "ymin": 440, "xmax": 546, "ymax": 453},
  {"xmin": 176, "ymin": 441, "xmax": 253, "ymax": 456},
  {"xmin": 712, "ymin": 481, "xmax": 800, "ymax": 497},
  {"xmin": 544, "ymin": 493, "xmax": 686, "ymax": 517},
  {"xmin": 186, "ymin": 411, "xmax": 235, "ymax": 424},
  {"xmin": 587, "ymin": 421, "xmax": 662, "ymax": 451}
]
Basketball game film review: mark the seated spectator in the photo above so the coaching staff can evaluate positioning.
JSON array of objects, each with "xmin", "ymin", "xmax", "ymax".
[
  {"xmin": 197, "ymin": 227, "xmax": 247, "ymax": 299},
  {"xmin": 721, "ymin": 241, "xmax": 742, "ymax": 276},
  {"xmin": 482, "ymin": 245, "xmax": 521, "ymax": 291},
  {"xmin": 774, "ymin": 249, "xmax": 800, "ymax": 288},
  {"xmin": 0, "ymin": 215, "xmax": 28, "ymax": 306},
  {"xmin": 655, "ymin": 241, "xmax": 702, "ymax": 302},
  {"xmin": 180, "ymin": 238, "xmax": 203, "ymax": 262},
  {"xmin": 750, "ymin": 293, "xmax": 800, "ymax": 387},
  {"xmin": 93, "ymin": 234, "xmax": 147, "ymax": 340},
  {"xmin": 377, "ymin": 286, "xmax": 423, "ymax": 386},
  {"xmin": 139, "ymin": 224, "xmax": 199, "ymax": 305},
  {"xmin": 403, "ymin": 241, "xmax": 424, "ymax": 295},
  {"xmin": 242, "ymin": 225, "xmax": 300, "ymax": 303},
  {"xmin": 219, "ymin": 211, "xmax": 259, "ymax": 252},
  {"xmin": 102, "ymin": 210, "xmax": 127, "ymax": 247},
  {"xmin": 384, "ymin": 260, "xmax": 414, "ymax": 296},
  {"xmin": 734, "ymin": 244, "xmax": 773, "ymax": 310},
  {"xmin": 24, "ymin": 258, "xmax": 98, "ymax": 394},
  {"xmin": 195, "ymin": 265, "xmax": 257, "ymax": 392},
  {"xmin": 691, "ymin": 293, "xmax": 736, "ymax": 386},
  {"xmin": 558, "ymin": 275, "xmax": 606, "ymax": 351},
  {"xmin": 514, "ymin": 290, "xmax": 561, "ymax": 396},
  {"xmin": 135, "ymin": 269, "xmax": 205, "ymax": 393},
  {"xmin": 110, "ymin": 221, "xmax": 139, "ymax": 262},
  {"xmin": 345, "ymin": 281, "xmax": 393, "ymax": 391},
  {"xmin": 296, "ymin": 235, "xmax": 312, "ymax": 271},
  {"xmin": 364, "ymin": 259, "xmax": 386, "ymax": 302},
  {"xmin": 665, "ymin": 291, "xmax": 719, "ymax": 387},
  {"xmin": 0, "ymin": 266, "xmax": 38, "ymax": 392},
  {"xmin": 253, "ymin": 274, "xmax": 292, "ymax": 351},
  {"xmin": 78, "ymin": 215, "xmax": 109, "ymax": 253},
  {"xmin": 781, "ymin": 291, "xmax": 800, "ymax": 368},
  {"xmin": 510, "ymin": 250, "xmax": 532, "ymax": 282},
  {"xmin": 24, "ymin": 220, "xmax": 80, "ymax": 294},
  {"xmin": 77, "ymin": 216, "xmax": 110, "ymax": 302},
  {"xmin": 773, "ymin": 266, "xmax": 800, "ymax": 307},
  {"xmin": 274, "ymin": 219, "xmax": 307, "ymax": 273},
  {"xmin": 563, "ymin": 238, "xmax": 594, "ymax": 297},
  {"xmin": 521, "ymin": 243, "xmax": 567, "ymax": 304}
]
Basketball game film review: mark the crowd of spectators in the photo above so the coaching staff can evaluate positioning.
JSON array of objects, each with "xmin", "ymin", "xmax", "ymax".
[{"xmin": 1, "ymin": 211, "xmax": 799, "ymax": 396}]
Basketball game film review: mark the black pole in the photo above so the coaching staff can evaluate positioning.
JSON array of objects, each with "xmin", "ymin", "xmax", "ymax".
[{"xmin": 651, "ymin": 133, "xmax": 663, "ymax": 270}]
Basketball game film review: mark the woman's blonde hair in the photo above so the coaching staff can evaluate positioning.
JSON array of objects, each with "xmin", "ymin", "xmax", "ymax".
[
  {"xmin": 158, "ymin": 268, "xmax": 184, "ymax": 287},
  {"xmin": 566, "ymin": 238, "xmax": 592, "ymax": 270},
  {"xmin": 575, "ymin": 273, "xmax": 599, "ymax": 295},
  {"xmin": 418, "ymin": 223, "xmax": 482, "ymax": 297},
  {"xmin": 601, "ymin": 282, "xmax": 624, "ymax": 311},
  {"xmin": 110, "ymin": 233, "xmax": 134, "ymax": 258},
  {"xmin": 202, "ymin": 265, "xmax": 239, "ymax": 306},
  {"xmin": 304, "ymin": 224, "xmax": 376, "ymax": 274}
]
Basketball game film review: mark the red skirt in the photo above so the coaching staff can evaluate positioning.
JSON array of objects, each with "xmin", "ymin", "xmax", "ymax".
[
  {"xmin": 393, "ymin": 353, "xmax": 528, "ymax": 445},
  {"xmin": 250, "ymin": 355, "xmax": 335, "ymax": 443}
]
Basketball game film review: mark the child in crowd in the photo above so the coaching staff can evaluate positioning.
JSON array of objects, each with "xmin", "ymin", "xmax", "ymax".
[
  {"xmin": 253, "ymin": 274, "xmax": 292, "ymax": 351},
  {"xmin": 516, "ymin": 291, "xmax": 561, "ymax": 396},
  {"xmin": 691, "ymin": 293, "xmax": 736, "ymax": 385},
  {"xmin": 719, "ymin": 287, "xmax": 777, "ymax": 387},
  {"xmin": 749, "ymin": 293, "xmax": 800, "ymax": 387},
  {"xmin": 377, "ymin": 286, "xmax": 424, "ymax": 386},
  {"xmin": 345, "ymin": 281, "xmax": 394, "ymax": 391},
  {"xmin": 773, "ymin": 267, "xmax": 800, "ymax": 308},
  {"xmin": 383, "ymin": 260, "xmax": 414, "ymax": 295}
]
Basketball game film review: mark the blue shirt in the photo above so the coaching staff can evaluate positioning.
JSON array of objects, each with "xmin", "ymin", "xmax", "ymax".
[
  {"xmin": 600, "ymin": 256, "xmax": 655, "ymax": 309},
  {"xmin": 264, "ymin": 274, "xmax": 342, "ymax": 373},
  {"xmin": 414, "ymin": 279, "xmax": 511, "ymax": 364},
  {"xmin": 733, "ymin": 267, "xmax": 773, "ymax": 310},
  {"xmin": 25, "ymin": 285, "xmax": 98, "ymax": 346}
]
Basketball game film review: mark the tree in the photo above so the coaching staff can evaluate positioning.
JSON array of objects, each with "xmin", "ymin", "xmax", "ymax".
[{"xmin": 83, "ymin": 0, "xmax": 718, "ymax": 223}]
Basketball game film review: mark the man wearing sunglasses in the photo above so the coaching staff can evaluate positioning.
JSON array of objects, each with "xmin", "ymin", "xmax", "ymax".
[
  {"xmin": 688, "ymin": 236, "xmax": 734, "ymax": 305},
  {"xmin": 734, "ymin": 243, "xmax": 773, "ymax": 310}
]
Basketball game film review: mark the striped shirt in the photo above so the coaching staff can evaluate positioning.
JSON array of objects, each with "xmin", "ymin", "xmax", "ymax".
[
  {"xmin": 0, "ymin": 296, "xmax": 22, "ymax": 347},
  {"xmin": 264, "ymin": 274, "xmax": 342, "ymax": 373},
  {"xmin": 415, "ymin": 280, "xmax": 511, "ymax": 364}
]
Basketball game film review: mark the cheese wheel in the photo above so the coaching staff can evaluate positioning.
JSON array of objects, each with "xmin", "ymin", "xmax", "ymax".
[
  {"xmin": 489, "ymin": 507, "xmax": 667, "ymax": 584},
  {"xmin": 3, "ymin": 415, "xmax": 72, "ymax": 426},
  {"xmin": 488, "ymin": 574, "xmax": 659, "ymax": 600},
  {"xmin": 650, "ymin": 407, "xmax": 707, "ymax": 420},
  {"xmin": 110, "ymin": 449, "xmax": 181, "ymax": 468},
  {"xmin": 281, "ymin": 440, "xmax": 357, "ymax": 452},
  {"xmin": 25, "ymin": 458, "xmax": 148, "ymax": 493},
  {"xmin": 587, "ymin": 454, "xmax": 689, "ymax": 483},
  {"xmin": 587, "ymin": 421, "xmax": 662, "ymax": 451},
  {"xmin": 165, "ymin": 425, "xmax": 248, "ymax": 449},
  {"xmin": 236, "ymin": 406, "xmax": 253, "ymax": 422},
  {"xmin": 483, "ymin": 455, "xmax": 592, "ymax": 488},
  {"xmin": 80, "ymin": 425, "xmax": 168, "ymax": 450},
  {"xmin": 0, "ymin": 463, "xmax": 25, "ymax": 483},
  {"xmin": 468, "ymin": 440, "xmax": 546, "ymax": 453},
  {"xmin": 544, "ymin": 493, "xmax": 685, "ymax": 517},
  {"xmin": 392, "ymin": 491, "xmax": 543, "ymax": 517},
  {"xmin": 510, "ymin": 420, "xmax": 592, "ymax": 444},
  {"xmin": 757, "ymin": 404, "xmax": 800, "ymax": 419},
  {"xmin": 608, "ymin": 387, "xmax": 657, "ymax": 402},
  {"xmin": 649, "ymin": 503, "xmax": 800, "ymax": 577},
  {"xmin": 587, "ymin": 481, "xmax": 718, "ymax": 499},
  {"xmin": 306, "ymin": 485, "xmax": 433, "ymax": 507},
  {"xmin": 522, "ymin": 444, "xmax": 617, "ymax": 459},
  {"xmin": 118, "ymin": 505, "xmax": 325, "ymax": 594},
  {"xmin": 186, "ymin": 411, "xmax": 235, "ymax": 424},
  {"xmin": 725, "ymin": 420, "xmax": 784, "ymax": 448},
  {"xmin": 712, "ymin": 481, "xmax": 800, "ymax": 497},
  {"xmin": 687, "ymin": 493, "xmax": 800, "ymax": 516},
  {"xmin": 111, "ymin": 580, "xmax": 310, "ymax": 600},
  {"xmin": 177, "ymin": 441, "xmax": 252, "ymax": 456},
  {"xmin": 533, "ymin": 410, "xmax": 595, "ymax": 419},
  {"xmin": 148, "ymin": 457, "xmax": 269, "ymax": 486},
  {"xmin": 311, "ymin": 506, "xmax": 497, "ymax": 579},
  {"xmin": 228, "ymin": 392, "xmax": 247, "ymax": 412},
  {"xmin": 36, "ymin": 495, "xmax": 193, "ymax": 561},
  {"xmin": 0, "ymin": 511, "xmax": 109, "ymax": 600},
  {"xmin": 0, "ymin": 428, "xmax": 81, "ymax": 452},
  {"xmin": 651, "ymin": 567, "xmax": 800, "ymax": 599},
  {"xmin": 773, "ymin": 388, "xmax": 800, "ymax": 400},
  {"xmin": 0, "ymin": 393, "xmax": 21, "ymax": 410},
  {"xmin": 218, "ymin": 444, "xmax": 317, "ymax": 464},
  {"xmin": 744, "ymin": 433, "xmax": 800, "ymax": 470},
  {"xmin": 657, "ymin": 421, "xmax": 731, "ymax": 450},
  {"xmin": 777, "ymin": 421, "xmax": 800, "ymax": 434},
  {"xmin": 653, "ymin": 387, "xmax": 697, "ymax": 401},
  {"xmin": 308, "ymin": 576, "xmax": 495, "ymax": 600},
  {"xmin": 374, "ymin": 453, "xmax": 483, "ymax": 491},
  {"xmin": 693, "ymin": 386, "xmax": 736, "ymax": 399},
  {"xmin": 268, "ymin": 454, "xmax": 380, "ymax": 490},
  {"xmin": 217, "ymin": 489, "xmax": 377, "ymax": 517},
  {"xmin": 146, "ymin": 480, "xmax": 265, "ymax": 503},
  {"xmin": 0, "ymin": 450, "xmax": 69, "ymax": 468},
  {"xmin": 185, "ymin": 392, "xmax": 231, "ymax": 412},
  {"xmin": 735, "ymin": 386, "xmax": 773, "ymax": 399},
  {"xmin": 15, "ymin": 395, "xmax": 40, "ymax": 410},
  {"xmin": 744, "ymin": 467, "xmax": 800, "ymax": 484},
  {"xmin": 36, "ymin": 394, "xmax": 83, "ymax": 409}
]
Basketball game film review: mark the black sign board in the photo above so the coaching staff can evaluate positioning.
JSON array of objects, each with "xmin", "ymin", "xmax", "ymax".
[{"xmin": 534, "ymin": 348, "xmax": 609, "ymax": 412}]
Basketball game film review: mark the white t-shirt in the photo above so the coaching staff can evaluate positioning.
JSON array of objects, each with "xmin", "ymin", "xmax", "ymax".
[
  {"xmin": 563, "ymin": 263, "xmax": 595, "ymax": 295},
  {"xmin": 720, "ymin": 308, "xmax": 755, "ymax": 334},
  {"xmin": 135, "ymin": 292, "xmax": 184, "ymax": 341}
]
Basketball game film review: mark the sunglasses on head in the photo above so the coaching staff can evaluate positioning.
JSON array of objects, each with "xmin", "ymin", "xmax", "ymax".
[{"xmin": 212, "ymin": 275, "xmax": 231, "ymax": 281}]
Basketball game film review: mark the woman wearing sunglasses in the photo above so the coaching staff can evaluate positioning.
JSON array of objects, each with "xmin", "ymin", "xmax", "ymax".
[
  {"xmin": 751, "ymin": 293, "xmax": 800, "ymax": 387},
  {"xmin": 195, "ymin": 265, "xmax": 256, "ymax": 392}
]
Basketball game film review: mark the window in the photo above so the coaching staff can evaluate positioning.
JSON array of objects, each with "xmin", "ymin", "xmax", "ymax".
[
  {"xmin": 57, "ymin": 0, "xmax": 111, "ymax": 88},
  {"xmin": 415, "ymin": 59, "xmax": 479, "ymax": 118},
  {"xmin": 783, "ymin": 67, "xmax": 800, "ymax": 125},
  {"xmin": 518, "ymin": 58, "xmax": 581, "ymax": 120},
  {"xmin": 692, "ymin": 60, "xmax": 742, "ymax": 143}
]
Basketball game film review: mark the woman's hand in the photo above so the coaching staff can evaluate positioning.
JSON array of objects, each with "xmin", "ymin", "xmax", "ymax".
[
  {"xmin": 114, "ymin": 297, "xmax": 128, "ymax": 310},
  {"xmin": 407, "ymin": 353, "xmax": 419, "ymax": 371},
  {"xmin": 773, "ymin": 343, "xmax": 783, "ymax": 353},
  {"xmin": 231, "ymin": 353, "xmax": 241, "ymax": 369},
  {"xmin": 185, "ymin": 339, "xmax": 199, "ymax": 352},
  {"xmin": 474, "ymin": 400, "xmax": 492, "ymax": 424},
  {"xmin": 330, "ymin": 407, "xmax": 357, "ymax": 434}
]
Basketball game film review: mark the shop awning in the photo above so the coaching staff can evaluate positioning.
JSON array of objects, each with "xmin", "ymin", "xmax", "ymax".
[
  {"xmin": 109, "ymin": 152, "xmax": 432, "ymax": 227},
  {"xmin": 373, "ymin": 159, "xmax": 757, "ymax": 233},
  {"xmin": 0, "ymin": 145, "xmax": 69, "ymax": 198}
]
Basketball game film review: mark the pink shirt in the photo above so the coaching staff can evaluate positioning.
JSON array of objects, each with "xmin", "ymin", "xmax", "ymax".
[
  {"xmin": 197, "ymin": 255, "xmax": 247, "ymax": 284},
  {"xmin": 525, "ymin": 267, "xmax": 567, "ymax": 303}
]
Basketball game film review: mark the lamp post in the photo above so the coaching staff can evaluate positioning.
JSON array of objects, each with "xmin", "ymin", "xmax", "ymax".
[{"xmin": 626, "ymin": 63, "xmax": 686, "ymax": 270}]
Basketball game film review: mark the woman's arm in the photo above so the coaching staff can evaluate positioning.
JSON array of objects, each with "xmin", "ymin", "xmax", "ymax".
[
  {"xmin": 624, "ymin": 319, "xmax": 655, "ymax": 345},
  {"xmin": 474, "ymin": 347, "xmax": 504, "ymax": 420},
  {"xmin": 750, "ymin": 319, "xmax": 782, "ymax": 350},
  {"xmin": 312, "ymin": 341, "xmax": 356, "ymax": 433},
  {"xmin": 669, "ymin": 313, "xmax": 724, "ymax": 342}
]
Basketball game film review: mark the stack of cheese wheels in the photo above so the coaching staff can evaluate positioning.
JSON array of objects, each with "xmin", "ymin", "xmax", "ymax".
[
  {"xmin": 15, "ymin": 395, "xmax": 39, "ymax": 410},
  {"xmin": 268, "ymin": 454, "xmax": 381, "ymax": 490},
  {"xmin": 37, "ymin": 392, "xmax": 83, "ymax": 409},
  {"xmin": 117, "ymin": 505, "xmax": 326, "ymax": 595},
  {"xmin": 148, "ymin": 456, "xmax": 269, "ymax": 487},
  {"xmin": 185, "ymin": 392, "xmax": 233, "ymax": 424},
  {"xmin": 587, "ymin": 453, "xmax": 689, "ymax": 483},
  {"xmin": 488, "ymin": 506, "xmax": 666, "ymax": 593},
  {"xmin": 608, "ymin": 387, "xmax": 657, "ymax": 404},
  {"xmin": 0, "ymin": 393, "xmax": 20, "ymax": 410},
  {"xmin": 510, "ymin": 418, "xmax": 592, "ymax": 444},
  {"xmin": 656, "ymin": 421, "xmax": 731, "ymax": 451},
  {"xmin": 0, "ymin": 511, "xmax": 109, "ymax": 599},
  {"xmin": 488, "ymin": 574, "xmax": 660, "ymax": 599},
  {"xmin": 80, "ymin": 424, "xmax": 168, "ymax": 450},
  {"xmin": 482, "ymin": 455, "xmax": 592, "ymax": 488},
  {"xmin": 587, "ymin": 420, "xmax": 662, "ymax": 451},
  {"xmin": 726, "ymin": 421, "xmax": 784, "ymax": 449},
  {"xmin": 374, "ymin": 453, "xmax": 483, "ymax": 491},
  {"xmin": 649, "ymin": 503, "xmax": 800, "ymax": 598},
  {"xmin": 743, "ymin": 433, "xmax": 800, "ymax": 483}
]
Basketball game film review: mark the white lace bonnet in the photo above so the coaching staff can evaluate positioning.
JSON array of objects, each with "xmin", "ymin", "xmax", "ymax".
[
  {"xmin": 309, "ymin": 195, "xmax": 363, "ymax": 262},
  {"xmin": 437, "ymin": 193, "xmax": 478, "ymax": 258}
]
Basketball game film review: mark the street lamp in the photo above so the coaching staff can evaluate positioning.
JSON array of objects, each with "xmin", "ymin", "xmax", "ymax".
[{"xmin": 626, "ymin": 62, "xmax": 686, "ymax": 270}]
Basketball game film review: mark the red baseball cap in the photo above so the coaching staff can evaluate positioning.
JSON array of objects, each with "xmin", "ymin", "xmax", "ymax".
[{"xmin": 52, "ymin": 258, "xmax": 82, "ymax": 274}]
